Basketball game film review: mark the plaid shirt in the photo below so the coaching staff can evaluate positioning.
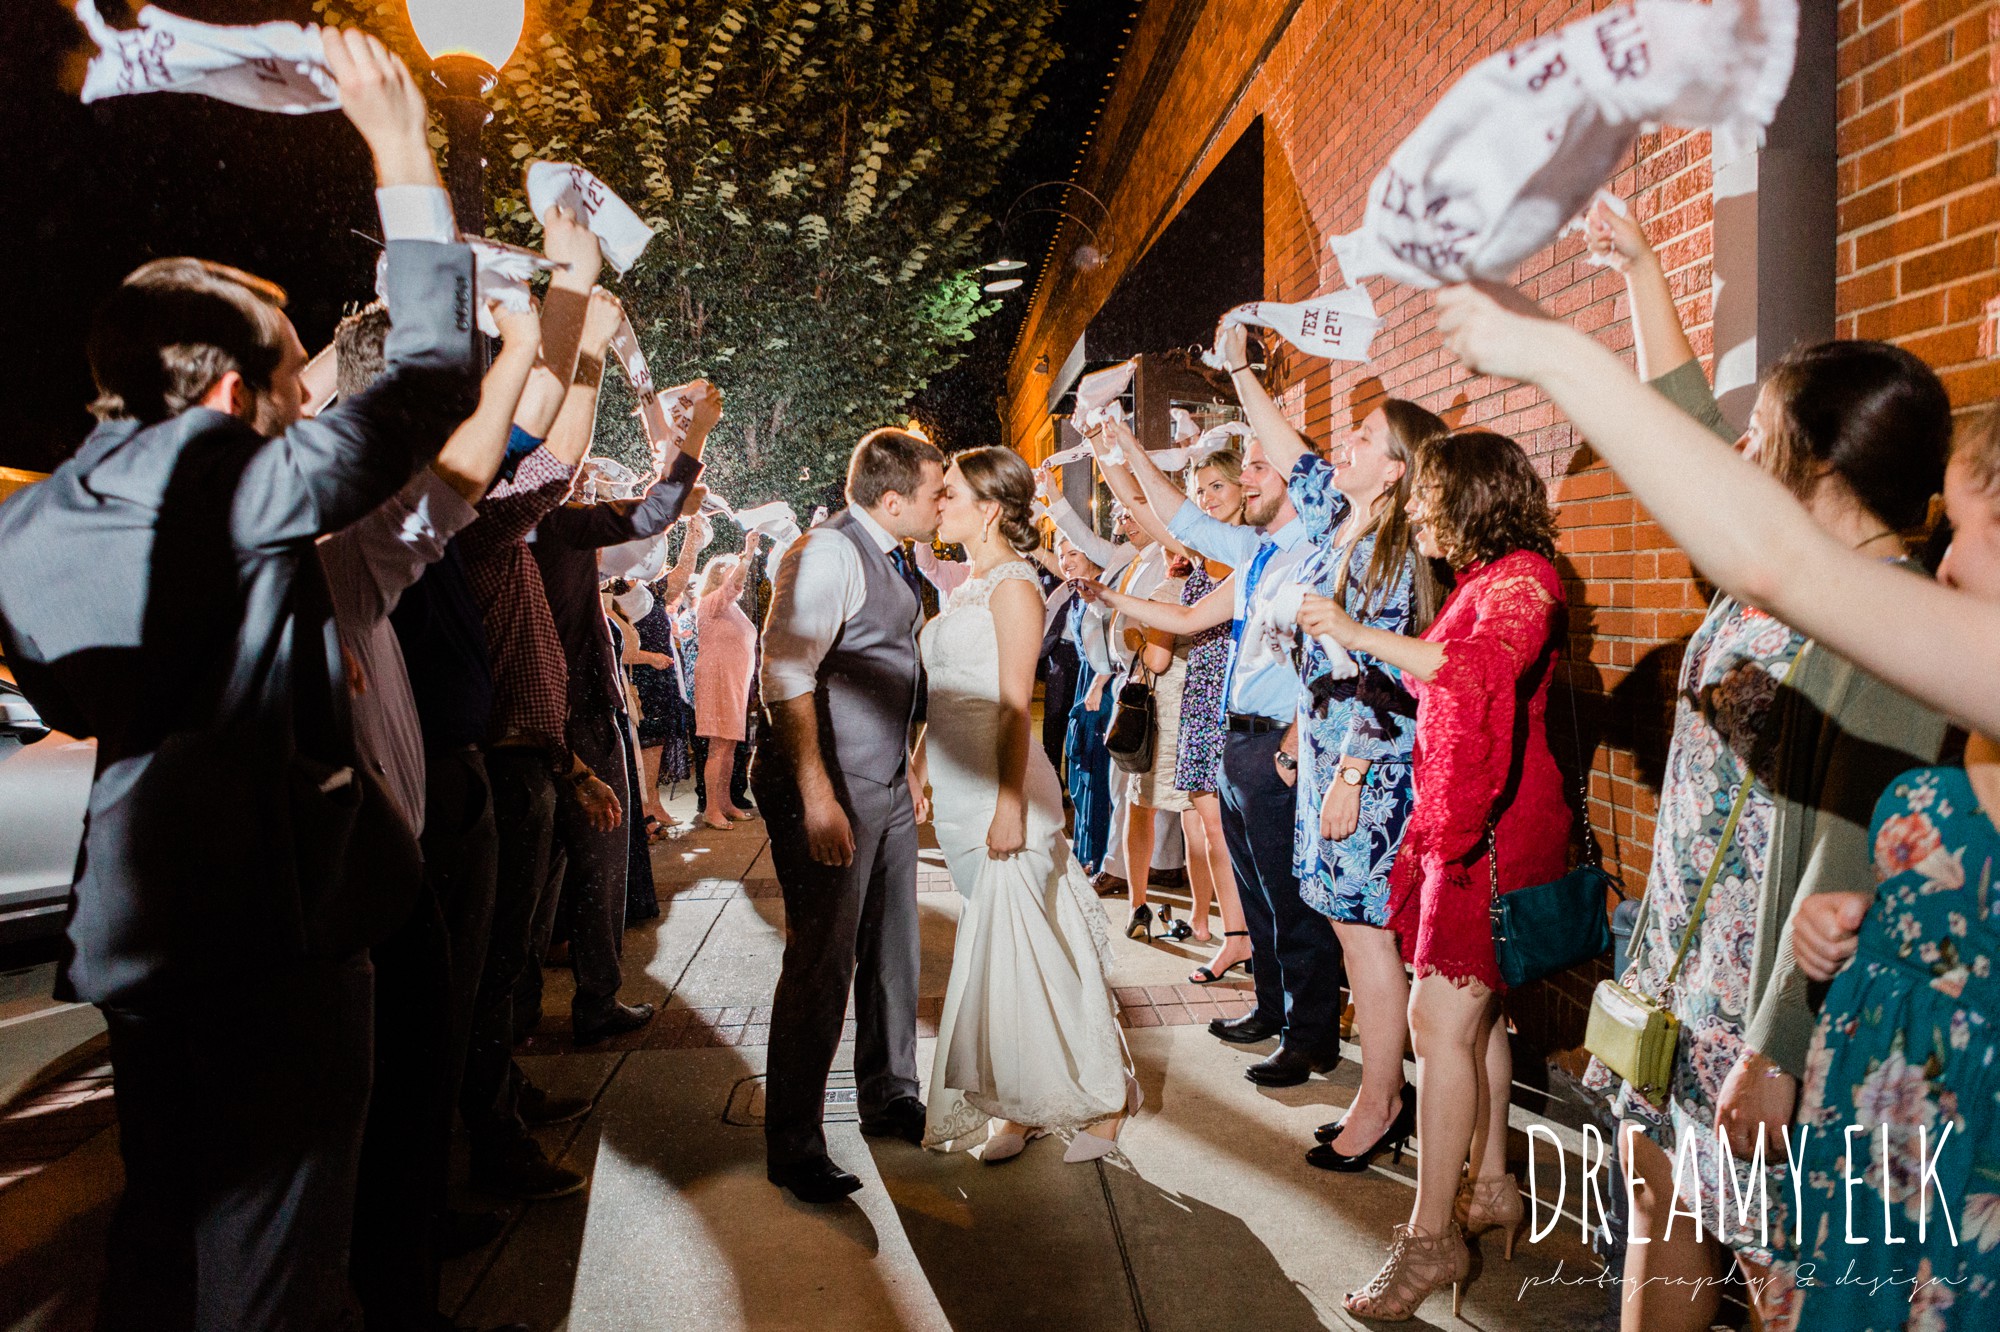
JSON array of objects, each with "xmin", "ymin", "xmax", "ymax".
[{"xmin": 458, "ymin": 445, "xmax": 576, "ymax": 755}]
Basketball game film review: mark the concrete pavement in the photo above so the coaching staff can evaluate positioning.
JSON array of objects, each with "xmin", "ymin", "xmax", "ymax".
[{"xmin": 0, "ymin": 788, "xmax": 1625, "ymax": 1331}]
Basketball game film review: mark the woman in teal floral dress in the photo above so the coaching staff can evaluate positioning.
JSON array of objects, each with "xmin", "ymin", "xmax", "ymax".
[{"xmin": 1778, "ymin": 765, "xmax": 2000, "ymax": 1330}]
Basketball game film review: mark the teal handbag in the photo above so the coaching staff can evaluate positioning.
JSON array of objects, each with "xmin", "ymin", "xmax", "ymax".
[
  {"xmin": 1486, "ymin": 678, "xmax": 1616, "ymax": 989},
  {"xmin": 1488, "ymin": 835, "xmax": 1616, "ymax": 989}
]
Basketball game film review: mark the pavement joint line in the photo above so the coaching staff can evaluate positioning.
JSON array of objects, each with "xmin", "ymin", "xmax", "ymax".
[{"xmin": 1094, "ymin": 1158, "xmax": 1151, "ymax": 1332}]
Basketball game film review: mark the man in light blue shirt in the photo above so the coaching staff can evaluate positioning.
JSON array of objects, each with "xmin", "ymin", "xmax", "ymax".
[{"xmin": 1096, "ymin": 432, "xmax": 1345, "ymax": 1088}]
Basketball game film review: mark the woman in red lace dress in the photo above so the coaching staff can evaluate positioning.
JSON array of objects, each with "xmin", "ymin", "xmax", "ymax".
[{"xmin": 1299, "ymin": 429, "xmax": 1569, "ymax": 1320}]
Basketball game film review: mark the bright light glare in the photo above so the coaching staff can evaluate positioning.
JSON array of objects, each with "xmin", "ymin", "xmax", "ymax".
[
  {"xmin": 406, "ymin": 0, "xmax": 527, "ymax": 69},
  {"xmin": 982, "ymin": 258, "xmax": 1026, "ymax": 272},
  {"xmin": 983, "ymin": 278, "xmax": 1024, "ymax": 293}
]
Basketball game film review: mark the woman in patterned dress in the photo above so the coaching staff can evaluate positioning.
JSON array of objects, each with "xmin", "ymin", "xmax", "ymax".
[
  {"xmin": 1175, "ymin": 451, "xmax": 1253, "ymax": 984},
  {"xmin": 1221, "ymin": 325, "xmax": 1445, "ymax": 1173},
  {"xmin": 1433, "ymin": 290, "xmax": 2000, "ymax": 1331},
  {"xmin": 1562, "ymin": 204, "xmax": 1956, "ymax": 1332}
]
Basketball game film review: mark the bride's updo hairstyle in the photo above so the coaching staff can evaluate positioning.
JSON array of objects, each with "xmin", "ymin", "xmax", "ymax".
[{"xmin": 951, "ymin": 446, "xmax": 1041, "ymax": 555}]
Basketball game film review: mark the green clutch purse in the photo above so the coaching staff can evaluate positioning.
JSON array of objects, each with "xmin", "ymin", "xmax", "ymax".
[{"xmin": 1585, "ymin": 764, "xmax": 1758, "ymax": 1105}]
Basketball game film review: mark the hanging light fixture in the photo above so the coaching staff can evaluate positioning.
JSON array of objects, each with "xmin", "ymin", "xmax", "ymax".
[{"xmin": 982, "ymin": 277, "xmax": 1025, "ymax": 294}]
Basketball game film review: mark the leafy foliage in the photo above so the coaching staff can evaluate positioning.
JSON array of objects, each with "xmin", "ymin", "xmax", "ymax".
[{"xmin": 315, "ymin": 0, "xmax": 1063, "ymax": 506}]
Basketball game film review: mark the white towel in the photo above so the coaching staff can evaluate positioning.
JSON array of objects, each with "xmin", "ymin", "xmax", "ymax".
[
  {"xmin": 77, "ymin": 1, "xmax": 339, "ymax": 114},
  {"xmin": 732, "ymin": 501, "xmax": 799, "ymax": 537},
  {"xmin": 1202, "ymin": 291, "xmax": 1381, "ymax": 370},
  {"xmin": 526, "ymin": 161, "xmax": 656, "ymax": 275},
  {"xmin": 1329, "ymin": 0, "xmax": 1797, "ymax": 288},
  {"xmin": 1238, "ymin": 584, "xmax": 1355, "ymax": 684},
  {"xmin": 599, "ymin": 534, "xmax": 669, "ymax": 583},
  {"xmin": 1566, "ymin": 190, "xmax": 1631, "ymax": 269},
  {"xmin": 608, "ymin": 315, "xmax": 701, "ymax": 452},
  {"xmin": 375, "ymin": 238, "xmax": 554, "ymax": 337},
  {"xmin": 611, "ymin": 582, "xmax": 655, "ymax": 621}
]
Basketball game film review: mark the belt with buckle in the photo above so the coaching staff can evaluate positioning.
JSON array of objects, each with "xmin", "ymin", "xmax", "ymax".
[{"xmin": 1226, "ymin": 713, "xmax": 1284, "ymax": 735}]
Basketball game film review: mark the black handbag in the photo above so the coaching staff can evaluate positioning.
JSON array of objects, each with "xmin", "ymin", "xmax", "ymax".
[
  {"xmin": 1486, "ymin": 669, "xmax": 1618, "ymax": 989},
  {"xmin": 1104, "ymin": 665, "xmax": 1157, "ymax": 774}
]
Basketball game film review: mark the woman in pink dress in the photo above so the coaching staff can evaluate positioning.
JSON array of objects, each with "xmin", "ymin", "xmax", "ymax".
[
  {"xmin": 693, "ymin": 533, "xmax": 760, "ymax": 830},
  {"xmin": 1299, "ymin": 429, "xmax": 1569, "ymax": 1321}
]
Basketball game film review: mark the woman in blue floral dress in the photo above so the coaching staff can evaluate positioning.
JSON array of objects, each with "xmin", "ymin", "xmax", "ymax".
[
  {"xmin": 1283, "ymin": 401, "xmax": 1442, "ymax": 1172},
  {"xmin": 1217, "ymin": 319, "xmax": 1445, "ymax": 1171}
]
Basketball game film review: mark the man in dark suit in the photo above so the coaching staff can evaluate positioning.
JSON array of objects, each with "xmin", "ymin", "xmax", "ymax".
[{"xmin": 0, "ymin": 31, "xmax": 480, "ymax": 1332}]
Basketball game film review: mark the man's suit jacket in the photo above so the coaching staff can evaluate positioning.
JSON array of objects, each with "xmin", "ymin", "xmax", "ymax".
[{"xmin": 0, "ymin": 240, "xmax": 480, "ymax": 1005}]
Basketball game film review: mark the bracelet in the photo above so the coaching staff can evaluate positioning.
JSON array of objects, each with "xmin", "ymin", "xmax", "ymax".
[{"xmin": 1224, "ymin": 362, "xmax": 1250, "ymax": 375}]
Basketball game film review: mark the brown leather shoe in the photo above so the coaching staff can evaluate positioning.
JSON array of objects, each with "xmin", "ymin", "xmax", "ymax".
[{"xmin": 1091, "ymin": 872, "xmax": 1128, "ymax": 897}]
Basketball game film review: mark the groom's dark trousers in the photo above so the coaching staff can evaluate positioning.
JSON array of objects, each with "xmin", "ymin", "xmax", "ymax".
[{"xmin": 757, "ymin": 767, "xmax": 923, "ymax": 1167}]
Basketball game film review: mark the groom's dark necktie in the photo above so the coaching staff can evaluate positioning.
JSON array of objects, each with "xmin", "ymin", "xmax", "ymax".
[
  {"xmin": 887, "ymin": 542, "xmax": 929, "ymax": 725},
  {"xmin": 887, "ymin": 543, "xmax": 927, "ymax": 610}
]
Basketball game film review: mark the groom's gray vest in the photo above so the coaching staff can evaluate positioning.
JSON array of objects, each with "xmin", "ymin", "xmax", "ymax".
[{"xmin": 760, "ymin": 508, "xmax": 924, "ymax": 788}]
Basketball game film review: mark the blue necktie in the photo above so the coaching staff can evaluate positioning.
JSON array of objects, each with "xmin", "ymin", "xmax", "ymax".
[{"xmin": 1222, "ymin": 538, "xmax": 1281, "ymax": 717}]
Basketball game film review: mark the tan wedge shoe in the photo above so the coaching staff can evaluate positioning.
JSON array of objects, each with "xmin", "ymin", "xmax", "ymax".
[
  {"xmin": 1453, "ymin": 1172, "xmax": 1526, "ymax": 1262},
  {"xmin": 1343, "ymin": 1221, "xmax": 1471, "ymax": 1321}
]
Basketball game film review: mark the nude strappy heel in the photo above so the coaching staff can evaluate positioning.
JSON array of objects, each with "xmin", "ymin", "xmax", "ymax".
[
  {"xmin": 1454, "ymin": 1172, "xmax": 1526, "ymax": 1262},
  {"xmin": 1342, "ymin": 1221, "xmax": 1470, "ymax": 1321}
]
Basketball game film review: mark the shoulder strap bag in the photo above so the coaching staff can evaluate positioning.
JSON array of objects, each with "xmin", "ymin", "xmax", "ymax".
[
  {"xmin": 1584, "ymin": 645, "xmax": 1802, "ymax": 1103},
  {"xmin": 1104, "ymin": 660, "xmax": 1157, "ymax": 774},
  {"xmin": 1488, "ymin": 663, "xmax": 1617, "ymax": 989},
  {"xmin": 1584, "ymin": 765, "xmax": 1757, "ymax": 1104}
]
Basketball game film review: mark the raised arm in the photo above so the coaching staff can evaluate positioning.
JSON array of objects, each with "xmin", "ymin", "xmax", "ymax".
[
  {"xmin": 1437, "ymin": 282, "xmax": 2000, "ymax": 738},
  {"xmin": 1216, "ymin": 322, "xmax": 1312, "ymax": 476},
  {"xmin": 237, "ymin": 30, "xmax": 479, "ymax": 550},
  {"xmin": 1097, "ymin": 416, "xmax": 1193, "ymax": 530},
  {"xmin": 542, "ymin": 287, "xmax": 624, "ymax": 467},
  {"xmin": 1583, "ymin": 199, "xmax": 1696, "ymax": 382},
  {"xmin": 431, "ymin": 303, "xmax": 543, "ymax": 503},
  {"xmin": 1093, "ymin": 418, "xmax": 1186, "ymax": 553},
  {"xmin": 658, "ymin": 513, "xmax": 711, "ymax": 605},
  {"xmin": 532, "ymin": 206, "xmax": 605, "ymax": 407}
]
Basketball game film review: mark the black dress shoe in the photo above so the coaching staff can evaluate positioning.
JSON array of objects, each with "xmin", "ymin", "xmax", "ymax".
[
  {"xmin": 1209, "ymin": 1012, "xmax": 1283, "ymax": 1044},
  {"xmin": 518, "ymin": 1082, "xmax": 591, "ymax": 1126},
  {"xmin": 470, "ymin": 1139, "xmax": 588, "ymax": 1200},
  {"xmin": 1244, "ymin": 1045, "xmax": 1339, "ymax": 1087},
  {"xmin": 573, "ymin": 1000, "xmax": 656, "ymax": 1047},
  {"xmin": 1306, "ymin": 1084, "xmax": 1417, "ymax": 1172},
  {"xmin": 857, "ymin": 1095, "xmax": 927, "ymax": 1145},
  {"xmin": 769, "ymin": 1156, "xmax": 863, "ymax": 1203}
]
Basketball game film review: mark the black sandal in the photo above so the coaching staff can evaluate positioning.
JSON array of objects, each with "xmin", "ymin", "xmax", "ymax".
[
  {"xmin": 1159, "ymin": 903, "xmax": 1193, "ymax": 942},
  {"xmin": 1189, "ymin": 930, "xmax": 1251, "ymax": 984}
]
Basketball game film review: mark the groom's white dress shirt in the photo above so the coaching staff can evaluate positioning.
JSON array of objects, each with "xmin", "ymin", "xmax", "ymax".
[{"xmin": 760, "ymin": 502, "xmax": 903, "ymax": 705}]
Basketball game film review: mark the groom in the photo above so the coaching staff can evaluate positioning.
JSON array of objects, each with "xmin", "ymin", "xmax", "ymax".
[{"xmin": 757, "ymin": 427, "xmax": 946, "ymax": 1203}]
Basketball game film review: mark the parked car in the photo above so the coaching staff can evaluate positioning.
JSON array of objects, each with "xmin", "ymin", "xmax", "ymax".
[{"xmin": 0, "ymin": 663, "xmax": 91, "ymax": 943}]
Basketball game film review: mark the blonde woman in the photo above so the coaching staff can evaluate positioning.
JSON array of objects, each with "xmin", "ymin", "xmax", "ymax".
[{"xmin": 693, "ymin": 534, "xmax": 759, "ymax": 830}]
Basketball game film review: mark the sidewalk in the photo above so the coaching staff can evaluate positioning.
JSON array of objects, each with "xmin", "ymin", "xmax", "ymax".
[{"xmin": 0, "ymin": 788, "xmax": 1624, "ymax": 1331}]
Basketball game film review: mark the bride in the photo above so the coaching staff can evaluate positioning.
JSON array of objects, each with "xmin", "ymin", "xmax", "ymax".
[{"xmin": 915, "ymin": 447, "xmax": 1135, "ymax": 1163}]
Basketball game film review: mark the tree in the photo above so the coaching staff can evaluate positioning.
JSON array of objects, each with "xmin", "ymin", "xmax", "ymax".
[{"xmin": 316, "ymin": 0, "xmax": 1064, "ymax": 507}]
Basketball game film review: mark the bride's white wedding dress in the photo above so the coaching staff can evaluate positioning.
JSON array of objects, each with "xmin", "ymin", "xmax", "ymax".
[{"xmin": 920, "ymin": 560, "xmax": 1130, "ymax": 1150}]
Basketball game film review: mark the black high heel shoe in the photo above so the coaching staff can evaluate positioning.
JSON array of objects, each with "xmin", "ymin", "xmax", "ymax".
[
  {"xmin": 1189, "ymin": 930, "xmax": 1252, "ymax": 984},
  {"xmin": 1125, "ymin": 904, "xmax": 1155, "ymax": 941},
  {"xmin": 1307, "ymin": 1084, "xmax": 1416, "ymax": 1172},
  {"xmin": 1159, "ymin": 902, "xmax": 1193, "ymax": 942}
]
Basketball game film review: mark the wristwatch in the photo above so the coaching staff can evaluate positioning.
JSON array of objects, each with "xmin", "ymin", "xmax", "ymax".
[
  {"xmin": 1337, "ymin": 765, "xmax": 1366, "ymax": 787},
  {"xmin": 1274, "ymin": 751, "xmax": 1298, "ymax": 773}
]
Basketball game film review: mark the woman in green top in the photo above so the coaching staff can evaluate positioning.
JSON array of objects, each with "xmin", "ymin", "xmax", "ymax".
[{"xmin": 1574, "ymin": 200, "xmax": 1950, "ymax": 1332}]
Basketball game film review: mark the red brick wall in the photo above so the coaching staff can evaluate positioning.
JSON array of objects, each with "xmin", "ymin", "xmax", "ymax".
[{"xmin": 1006, "ymin": 0, "xmax": 2000, "ymax": 1057}]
